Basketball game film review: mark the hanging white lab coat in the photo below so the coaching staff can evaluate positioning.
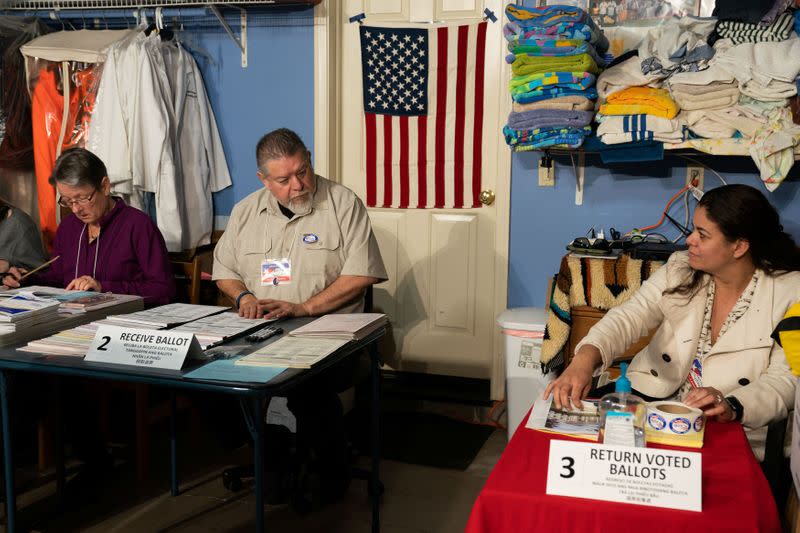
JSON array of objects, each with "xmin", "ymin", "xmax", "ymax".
[{"xmin": 88, "ymin": 29, "xmax": 231, "ymax": 252}]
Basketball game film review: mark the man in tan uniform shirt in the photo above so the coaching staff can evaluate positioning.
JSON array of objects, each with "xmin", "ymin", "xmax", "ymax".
[
  {"xmin": 210, "ymin": 128, "xmax": 387, "ymax": 504},
  {"xmin": 213, "ymin": 128, "xmax": 387, "ymax": 317}
]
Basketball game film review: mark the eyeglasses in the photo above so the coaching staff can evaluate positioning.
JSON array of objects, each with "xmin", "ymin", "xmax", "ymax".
[{"xmin": 58, "ymin": 190, "xmax": 97, "ymax": 208}]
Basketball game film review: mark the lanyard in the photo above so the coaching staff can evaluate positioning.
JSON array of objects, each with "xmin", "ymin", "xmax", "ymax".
[{"xmin": 75, "ymin": 224, "xmax": 100, "ymax": 280}]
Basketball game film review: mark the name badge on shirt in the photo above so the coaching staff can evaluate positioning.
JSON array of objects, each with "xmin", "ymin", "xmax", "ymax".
[{"xmin": 261, "ymin": 258, "xmax": 292, "ymax": 286}]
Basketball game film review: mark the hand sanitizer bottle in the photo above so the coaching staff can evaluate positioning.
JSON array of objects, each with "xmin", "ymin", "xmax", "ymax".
[{"xmin": 598, "ymin": 363, "xmax": 646, "ymax": 447}]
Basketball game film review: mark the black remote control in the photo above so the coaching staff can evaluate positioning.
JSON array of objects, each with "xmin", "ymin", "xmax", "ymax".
[{"xmin": 245, "ymin": 326, "xmax": 284, "ymax": 343}]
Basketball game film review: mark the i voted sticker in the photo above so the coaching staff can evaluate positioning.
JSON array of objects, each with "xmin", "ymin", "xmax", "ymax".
[
  {"xmin": 669, "ymin": 417, "xmax": 691, "ymax": 435},
  {"xmin": 648, "ymin": 412, "xmax": 667, "ymax": 431},
  {"xmin": 302, "ymin": 233, "xmax": 319, "ymax": 244}
]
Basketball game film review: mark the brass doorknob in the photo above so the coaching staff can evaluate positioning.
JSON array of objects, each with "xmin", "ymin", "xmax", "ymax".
[{"xmin": 479, "ymin": 190, "xmax": 495, "ymax": 205}]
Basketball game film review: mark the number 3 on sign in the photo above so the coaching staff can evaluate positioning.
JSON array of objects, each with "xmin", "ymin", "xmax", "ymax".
[{"xmin": 560, "ymin": 456, "xmax": 575, "ymax": 478}]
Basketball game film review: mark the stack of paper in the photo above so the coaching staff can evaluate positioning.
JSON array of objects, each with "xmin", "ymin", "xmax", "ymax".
[
  {"xmin": 5, "ymin": 294, "xmax": 143, "ymax": 350},
  {"xmin": 0, "ymin": 295, "xmax": 61, "ymax": 333},
  {"xmin": 21, "ymin": 323, "xmax": 100, "ymax": 356},
  {"xmin": 289, "ymin": 313, "xmax": 388, "ymax": 341},
  {"xmin": 172, "ymin": 312, "xmax": 272, "ymax": 349},
  {"xmin": 525, "ymin": 397, "xmax": 600, "ymax": 441},
  {"xmin": 236, "ymin": 336, "xmax": 350, "ymax": 369},
  {"xmin": 9, "ymin": 286, "xmax": 135, "ymax": 314},
  {"xmin": 103, "ymin": 303, "xmax": 229, "ymax": 329}
]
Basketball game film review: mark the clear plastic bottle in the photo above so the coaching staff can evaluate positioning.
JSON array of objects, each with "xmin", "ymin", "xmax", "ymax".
[{"xmin": 598, "ymin": 362, "xmax": 646, "ymax": 447}]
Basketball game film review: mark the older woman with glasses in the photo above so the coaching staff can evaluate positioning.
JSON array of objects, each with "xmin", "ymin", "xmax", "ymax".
[
  {"xmin": 545, "ymin": 184, "xmax": 800, "ymax": 460},
  {"xmin": 2, "ymin": 148, "xmax": 175, "ymax": 306}
]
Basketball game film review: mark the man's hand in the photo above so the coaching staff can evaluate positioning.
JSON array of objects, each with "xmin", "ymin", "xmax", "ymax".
[
  {"xmin": 257, "ymin": 299, "xmax": 309, "ymax": 320},
  {"xmin": 1, "ymin": 267, "xmax": 27, "ymax": 289},
  {"xmin": 0, "ymin": 260, "xmax": 9, "ymax": 274},
  {"xmin": 66, "ymin": 275, "xmax": 102, "ymax": 292},
  {"xmin": 237, "ymin": 293, "xmax": 263, "ymax": 319}
]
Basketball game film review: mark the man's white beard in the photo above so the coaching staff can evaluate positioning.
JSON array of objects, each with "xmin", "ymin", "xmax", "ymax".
[{"xmin": 280, "ymin": 193, "xmax": 312, "ymax": 216}]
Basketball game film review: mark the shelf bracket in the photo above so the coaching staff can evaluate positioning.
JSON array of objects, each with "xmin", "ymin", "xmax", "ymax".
[
  {"xmin": 209, "ymin": 4, "xmax": 247, "ymax": 68},
  {"xmin": 572, "ymin": 152, "xmax": 585, "ymax": 206}
]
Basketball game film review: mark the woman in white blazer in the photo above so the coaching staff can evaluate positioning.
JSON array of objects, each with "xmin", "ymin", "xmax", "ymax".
[{"xmin": 545, "ymin": 184, "xmax": 800, "ymax": 459}]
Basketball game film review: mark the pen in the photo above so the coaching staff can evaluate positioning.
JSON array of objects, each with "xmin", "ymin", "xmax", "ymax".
[{"xmin": 18, "ymin": 256, "xmax": 60, "ymax": 281}]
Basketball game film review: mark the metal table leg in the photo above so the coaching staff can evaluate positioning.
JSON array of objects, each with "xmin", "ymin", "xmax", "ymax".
[
  {"xmin": 55, "ymin": 378, "xmax": 65, "ymax": 502},
  {"xmin": 170, "ymin": 391, "xmax": 178, "ymax": 496},
  {"xmin": 252, "ymin": 397, "xmax": 265, "ymax": 533},
  {"xmin": 0, "ymin": 370, "xmax": 16, "ymax": 533},
  {"xmin": 370, "ymin": 344, "xmax": 382, "ymax": 533}
]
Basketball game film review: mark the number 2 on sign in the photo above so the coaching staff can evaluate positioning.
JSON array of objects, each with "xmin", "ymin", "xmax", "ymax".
[
  {"xmin": 560, "ymin": 456, "xmax": 575, "ymax": 478},
  {"xmin": 97, "ymin": 336, "xmax": 111, "ymax": 351}
]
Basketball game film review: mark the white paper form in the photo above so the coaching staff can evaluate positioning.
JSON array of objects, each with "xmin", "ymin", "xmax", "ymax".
[{"xmin": 236, "ymin": 336, "xmax": 350, "ymax": 368}]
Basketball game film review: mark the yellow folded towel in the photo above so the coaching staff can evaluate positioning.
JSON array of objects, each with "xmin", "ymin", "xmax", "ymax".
[{"xmin": 599, "ymin": 87, "xmax": 679, "ymax": 119}]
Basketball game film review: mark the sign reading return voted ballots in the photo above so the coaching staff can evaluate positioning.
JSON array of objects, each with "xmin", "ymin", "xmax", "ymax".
[
  {"xmin": 85, "ymin": 325, "xmax": 202, "ymax": 370},
  {"xmin": 546, "ymin": 440, "xmax": 702, "ymax": 512}
]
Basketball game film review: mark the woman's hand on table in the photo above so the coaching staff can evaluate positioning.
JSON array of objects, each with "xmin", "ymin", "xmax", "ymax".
[
  {"xmin": 684, "ymin": 386, "xmax": 735, "ymax": 422},
  {"xmin": 66, "ymin": 275, "xmax": 102, "ymax": 292},
  {"xmin": 543, "ymin": 346, "xmax": 601, "ymax": 410}
]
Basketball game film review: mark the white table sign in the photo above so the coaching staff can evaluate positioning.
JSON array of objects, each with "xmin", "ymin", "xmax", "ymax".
[
  {"xmin": 546, "ymin": 440, "xmax": 702, "ymax": 512},
  {"xmin": 85, "ymin": 325, "xmax": 202, "ymax": 370}
]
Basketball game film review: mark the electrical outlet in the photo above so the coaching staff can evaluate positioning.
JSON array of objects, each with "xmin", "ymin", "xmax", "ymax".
[
  {"xmin": 686, "ymin": 166, "xmax": 704, "ymax": 190},
  {"xmin": 538, "ymin": 159, "xmax": 555, "ymax": 187}
]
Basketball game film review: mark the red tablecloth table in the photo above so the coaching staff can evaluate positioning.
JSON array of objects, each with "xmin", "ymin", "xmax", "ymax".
[{"xmin": 466, "ymin": 416, "xmax": 780, "ymax": 533}]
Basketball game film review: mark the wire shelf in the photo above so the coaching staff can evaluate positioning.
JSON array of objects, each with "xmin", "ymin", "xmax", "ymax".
[{"xmin": 1, "ymin": 0, "xmax": 318, "ymax": 9}]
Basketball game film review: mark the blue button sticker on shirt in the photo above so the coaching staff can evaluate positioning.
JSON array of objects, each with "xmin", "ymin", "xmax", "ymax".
[{"xmin": 302, "ymin": 233, "xmax": 319, "ymax": 244}]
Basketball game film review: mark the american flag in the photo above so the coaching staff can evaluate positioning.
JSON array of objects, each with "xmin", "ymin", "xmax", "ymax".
[{"xmin": 360, "ymin": 21, "xmax": 487, "ymax": 209}]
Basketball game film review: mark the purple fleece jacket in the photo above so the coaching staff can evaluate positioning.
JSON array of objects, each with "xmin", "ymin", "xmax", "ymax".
[{"xmin": 36, "ymin": 198, "xmax": 175, "ymax": 306}]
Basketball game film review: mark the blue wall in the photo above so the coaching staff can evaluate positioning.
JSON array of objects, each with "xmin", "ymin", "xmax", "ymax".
[
  {"xmin": 508, "ymin": 154, "xmax": 800, "ymax": 308},
  {"xmin": 192, "ymin": 11, "xmax": 315, "ymax": 216}
]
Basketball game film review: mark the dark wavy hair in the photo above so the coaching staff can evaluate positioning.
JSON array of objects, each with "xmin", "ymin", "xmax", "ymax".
[{"xmin": 666, "ymin": 184, "xmax": 800, "ymax": 297}]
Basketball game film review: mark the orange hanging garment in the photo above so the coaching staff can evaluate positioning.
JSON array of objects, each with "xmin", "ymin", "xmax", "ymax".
[
  {"xmin": 31, "ymin": 67, "xmax": 62, "ymax": 249},
  {"xmin": 31, "ymin": 65, "xmax": 99, "ymax": 250}
]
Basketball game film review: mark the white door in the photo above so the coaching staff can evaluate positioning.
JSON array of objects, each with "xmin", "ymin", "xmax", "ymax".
[{"xmin": 338, "ymin": 0, "xmax": 510, "ymax": 393}]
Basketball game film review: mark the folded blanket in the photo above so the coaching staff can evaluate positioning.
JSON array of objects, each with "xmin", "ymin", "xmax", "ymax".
[
  {"xmin": 597, "ymin": 114, "xmax": 686, "ymax": 144},
  {"xmin": 713, "ymin": 38, "xmax": 800, "ymax": 89},
  {"xmin": 668, "ymin": 62, "xmax": 734, "ymax": 86},
  {"xmin": 507, "ymin": 37, "xmax": 586, "ymax": 54},
  {"xmin": 750, "ymin": 107, "xmax": 800, "ymax": 191},
  {"xmin": 514, "ymin": 86, "xmax": 598, "ymax": 104},
  {"xmin": 507, "ymin": 40, "xmax": 607, "ymax": 67},
  {"xmin": 513, "ymin": 95, "xmax": 595, "ymax": 112},
  {"xmin": 503, "ymin": 124, "xmax": 592, "ymax": 149},
  {"xmin": 511, "ymin": 53, "xmax": 601, "ymax": 77},
  {"xmin": 599, "ymin": 87, "xmax": 679, "ymax": 119},
  {"xmin": 740, "ymin": 79, "xmax": 796, "ymax": 101},
  {"xmin": 510, "ymin": 71, "xmax": 596, "ymax": 96},
  {"xmin": 638, "ymin": 16, "xmax": 718, "ymax": 74},
  {"xmin": 508, "ymin": 109, "xmax": 594, "ymax": 130},
  {"xmin": 596, "ymin": 56, "xmax": 663, "ymax": 101},
  {"xmin": 540, "ymin": 253, "xmax": 664, "ymax": 372},
  {"xmin": 505, "ymin": 4, "xmax": 591, "ymax": 28},
  {"xmin": 717, "ymin": 12, "xmax": 795, "ymax": 44},
  {"xmin": 683, "ymin": 105, "xmax": 771, "ymax": 139},
  {"xmin": 669, "ymin": 80, "xmax": 740, "ymax": 111}
]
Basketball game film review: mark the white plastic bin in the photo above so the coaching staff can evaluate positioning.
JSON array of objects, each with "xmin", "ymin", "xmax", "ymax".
[{"xmin": 497, "ymin": 307, "xmax": 553, "ymax": 440}]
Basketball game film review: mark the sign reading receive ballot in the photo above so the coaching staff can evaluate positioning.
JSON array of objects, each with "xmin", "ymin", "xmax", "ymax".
[
  {"xmin": 85, "ymin": 325, "xmax": 201, "ymax": 370},
  {"xmin": 546, "ymin": 440, "xmax": 702, "ymax": 512}
]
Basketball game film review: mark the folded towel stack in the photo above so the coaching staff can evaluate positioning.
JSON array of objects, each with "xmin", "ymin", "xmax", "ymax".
[
  {"xmin": 503, "ymin": 4, "xmax": 607, "ymax": 151},
  {"xmin": 596, "ymin": 87, "xmax": 684, "ymax": 145}
]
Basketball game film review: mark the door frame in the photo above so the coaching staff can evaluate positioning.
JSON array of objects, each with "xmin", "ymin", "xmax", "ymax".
[{"xmin": 313, "ymin": 1, "xmax": 511, "ymax": 400}]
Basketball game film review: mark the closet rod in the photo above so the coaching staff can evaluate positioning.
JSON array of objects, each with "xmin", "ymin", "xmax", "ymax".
[{"xmin": 4, "ymin": 0, "xmax": 319, "ymax": 9}]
